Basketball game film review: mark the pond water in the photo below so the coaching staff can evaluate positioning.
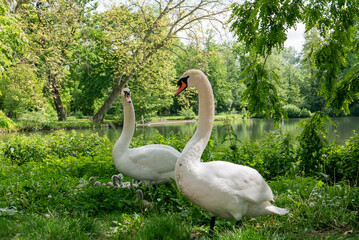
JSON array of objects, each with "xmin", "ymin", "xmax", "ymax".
[{"xmin": 1, "ymin": 117, "xmax": 358, "ymax": 145}]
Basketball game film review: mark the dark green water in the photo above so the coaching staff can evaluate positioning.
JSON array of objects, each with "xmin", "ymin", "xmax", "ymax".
[
  {"xmin": 0, "ymin": 117, "xmax": 359, "ymax": 144},
  {"xmin": 1, "ymin": 117, "xmax": 358, "ymax": 145}
]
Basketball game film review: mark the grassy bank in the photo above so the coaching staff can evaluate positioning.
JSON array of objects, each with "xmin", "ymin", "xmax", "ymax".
[
  {"xmin": 0, "ymin": 113, "xmax": 246, "ymax": 133},
  {"xmin": 0, "ymin": 131, "xmax": 358, "ymax": 239},
  {"xmin": 0, "ymin": 118, "xmax": 123, "ymax": 133},
  {"xmin": 150, "ymin": 112, "xmax": 245, "ymax": 122}
]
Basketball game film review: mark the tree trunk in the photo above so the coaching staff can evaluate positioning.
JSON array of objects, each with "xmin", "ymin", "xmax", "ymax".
[
  {"xmin": 49, "ymin": 73, "xmax": 67, "ymax": 121},
  {"xmin": 91, "ymin": 81, "xmax": 125, "ymax": 123}
]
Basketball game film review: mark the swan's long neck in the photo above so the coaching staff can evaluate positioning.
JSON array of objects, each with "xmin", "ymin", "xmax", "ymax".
[
  {"xmin": 113, "ymin": 98, "xmax": 135, "ymax": 154},
  {"xmin": 180, "ymin": 76, "xmax": 214, "ymax": 164}
]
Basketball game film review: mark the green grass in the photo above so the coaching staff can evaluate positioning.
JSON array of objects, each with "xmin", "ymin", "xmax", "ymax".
[
  {"xmin": 1, "ymin": 155, "xmax": 358, "ymax": 239},
  {"xmin": 0, "ymin": 131, "xmax": 358, "ymax": 239}
]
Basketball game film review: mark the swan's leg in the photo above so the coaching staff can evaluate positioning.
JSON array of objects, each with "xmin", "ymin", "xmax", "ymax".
[{"xmin": 209, "ymin": 216, "xmax": 216, "ymax": 233}]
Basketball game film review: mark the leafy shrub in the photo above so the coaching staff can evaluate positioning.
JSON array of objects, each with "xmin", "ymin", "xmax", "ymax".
[
  {"xmin": 323, "ymin": 132, "xmax": 359, "ymax": 184},
  {"xmin": 217, "ymin": 120, "xmax": 296, "ymax": 180},
  {"xmin": 74, "ymin": 110, "xmax": 84, "ymax": 119},
  {"xmin": 3, "ymin": 131, "xmax": 110, "ymax": 165},
  {"xmin": 179, "ymin": 107, "xmax": 196, "ymax": 119},
  {"xmin": 283, "ymin": 104, "xmax": 311, "ymax": 118},
  {"xmin": 296, "ymin": 112, "xmax": 329, "ymax": 175},
  {"xmin": 0, "ymin": 111, "xmax": 14, "ymax": 130}
]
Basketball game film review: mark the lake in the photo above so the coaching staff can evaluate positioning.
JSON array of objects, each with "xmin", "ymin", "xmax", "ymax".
[{"xmin": 1, "ymin": 117, "xmax": 358, "ymax": 145}]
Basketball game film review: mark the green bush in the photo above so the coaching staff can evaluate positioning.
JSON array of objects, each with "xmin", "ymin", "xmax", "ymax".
[
  {"xmin": 179, "ymin": 107, "xmax": 196, "ymax": 119},
  {"xmin": 0, "ymin": 111, "xmax": 14, "ymax": 130},
  {"xmin": 283, "ymin": 104, "xmax": 311, "ymax": 118},
  {"xmin": 3, "ymin": 131, "xmax": 110, "ymax": 165},
  {"xmin": 323, "ymin": 132, "xmax": 359, "ymax": 184}
]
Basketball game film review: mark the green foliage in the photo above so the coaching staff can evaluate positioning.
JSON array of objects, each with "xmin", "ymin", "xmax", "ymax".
[
  {"xmin": 241, "ymin": 62, "xmax": 287, "ymax": 126},
  {"xmin": 3, "ymin": 131, "xmax": 110, "ymax": 165},
  {"xmin": 332, "ymin": 71, "xmax": 359, "ymax": 115},
  {"xmin": 283, "ymin": 104, "xmax": 311, "ymax": 118},
  {"xmin": 0, "ymin": 64, "xmax": 48, "ymax": 119},
  {"xmin": 218, "ymin": 128, "xmax": 296, "ymax": 180},
  {"xmin": 230, "ymin": 0, "xmax": 359, "ymax": 127},
  {"xmin": 323, "ymin": 132, "xmax": 359, "ymax": 185},
  {"xmin": 296, "ymin": 112, "xmax": 330, "ymax": 175},
  {"xmin": 0, "ymin": 111, "xmax": 14, "ymax": 130},
  {"xmin": 179, "ymin": 107, "xmax": 196, "ymax": 120},
  {"xmin": 0, "ymin": 131, "xmax": 359, "ymax": 238},
  {"xmin": 0, "ymin": 1, "xmax": 27, "ymax": 74},
  {"xmin": 230, "ymin": 1, "xmax": 300, "ymax": 56}
]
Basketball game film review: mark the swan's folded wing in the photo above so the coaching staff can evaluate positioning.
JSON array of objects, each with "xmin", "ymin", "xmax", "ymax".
[
  {"xmin": 202, "ymin": 161, "xmax": 274, "ymax": 204},
  {"xmin": 128, "ymin": 144, "xmax": 180, "ymax": 174}
]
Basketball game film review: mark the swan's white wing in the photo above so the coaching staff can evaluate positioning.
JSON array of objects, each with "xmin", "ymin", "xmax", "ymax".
[
  {"xmin": 127, "ymin": 144, "xmax": 180, "ymax": 174},
  {"xmin": 201, "ymin": 161, "xmax": 274, "ymax": 204}
]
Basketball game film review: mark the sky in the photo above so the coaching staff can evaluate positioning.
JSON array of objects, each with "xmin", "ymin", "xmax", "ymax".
[{"xmin": 284, "ymin": 23, "xmax": 306, "ymax": 52}]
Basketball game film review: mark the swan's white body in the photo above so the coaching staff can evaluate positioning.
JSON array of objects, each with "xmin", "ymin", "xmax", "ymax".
[
  {"xmin": 112, "ymin": 88, "xmax": 180, "ymax": 185},
  {"xmin": 175, "ymin": 70, "xmax": 288, "ymax": 223}
]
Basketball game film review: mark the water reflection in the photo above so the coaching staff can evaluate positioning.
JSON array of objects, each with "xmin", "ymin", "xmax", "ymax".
[{"xmin": 1, "ymin": 117, "xmax": 358, "ymax": 145}]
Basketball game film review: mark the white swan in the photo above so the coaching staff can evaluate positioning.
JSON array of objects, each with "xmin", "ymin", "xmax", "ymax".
[
  {"xmin": 112, "ymin": 88, "xmax": 180, "ymax": 186},
  {"xmin": 174, "ymin": 70, "xmax": 288, "ymax": 231}
]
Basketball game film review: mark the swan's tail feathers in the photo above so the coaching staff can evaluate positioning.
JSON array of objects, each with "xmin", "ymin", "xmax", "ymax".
[{"xmin": 265, "ymin": 205, "xmax": 289, "ymax": 215}]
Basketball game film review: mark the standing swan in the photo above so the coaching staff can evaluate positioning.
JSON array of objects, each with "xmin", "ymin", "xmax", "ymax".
[
  {"xmin": 174, "ymin": 70, "xmax": 288, "ymax": 231},
  {"xmin": 112, "ymin": 88, "xmax": 180, "ymax": 185}
]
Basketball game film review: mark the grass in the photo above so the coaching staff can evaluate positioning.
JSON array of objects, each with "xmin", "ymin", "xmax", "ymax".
[
  {"xmin": 1, "ymin": 154, "xmax": 358, "ymax": 239},
  {"xmin": 0, "ymin": 131, "xmax": 358, "ymax": 239}
]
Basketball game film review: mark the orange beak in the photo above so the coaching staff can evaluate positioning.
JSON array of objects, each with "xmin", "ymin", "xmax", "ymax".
[{"xmin": 175, "ymin": 81, "xmax": 187, "ymax": 96}]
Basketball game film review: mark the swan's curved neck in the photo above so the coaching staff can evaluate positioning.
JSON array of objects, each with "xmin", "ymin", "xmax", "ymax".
[
  {"xmin": 181, "ymin": 76, "xmax": 214, "ymax": 163},
  {"xmin": 113, "ymin": 98, "xmax": 135, "ymax": 153}
]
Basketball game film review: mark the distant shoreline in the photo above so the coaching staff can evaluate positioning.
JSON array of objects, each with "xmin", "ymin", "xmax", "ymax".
[{"xmin": 136, "ymin": 119, "xmax": 197, "ymax": 127}]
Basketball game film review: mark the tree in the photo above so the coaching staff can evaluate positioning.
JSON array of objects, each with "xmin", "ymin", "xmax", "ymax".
[
  {"xmin": 300, "ymin": 28, "xmax": 325, "ymax": 112},
  {"xmin": 230, "ymin": 0, "xmax": 359, "ymax": 175},
  {"xmin": 0, "ymin": 0, "xmax": 26, "ymax": 77},
  {"xmin": 0, "ymin": 64, "xmax": 47, "ymax": 118},
  {"xmin": 230, "ymin": 0, "xmax": 359, "ymax": 124},
  {"xmin": 90, "ymin": 0, "xmax": 227, "ymax": 122},
  {"xmin": 71, "ymin": 5, "xmax": 178, "ymax": 120},
  {"xmin": 18, "ymin": 0, "xmax": 92, "ymax": 121}
]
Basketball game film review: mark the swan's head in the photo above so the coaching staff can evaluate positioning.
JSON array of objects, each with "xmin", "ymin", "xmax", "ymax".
[
  {"xmin": 175, "ymin": 69, "xmax": 205, "ymax": 96},
  {"xmin": 122, "ymin": 88, "xmax": 132, "ymax": 103}
]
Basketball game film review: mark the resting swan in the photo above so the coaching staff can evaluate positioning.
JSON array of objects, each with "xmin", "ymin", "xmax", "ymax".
[
  {"xmin": 174, "ymin": 70, "xmax": 288, "ymax": 231},
  {"xmin": 112, "ymin": 88, "xmax": 180, "ymax": 185}
]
